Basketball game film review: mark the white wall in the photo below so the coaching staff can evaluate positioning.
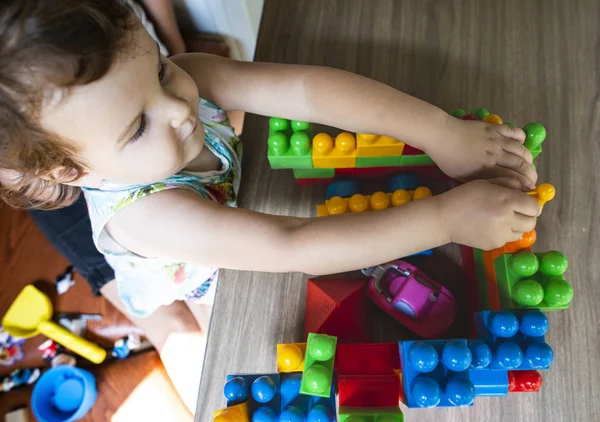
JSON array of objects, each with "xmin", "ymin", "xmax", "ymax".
[{"xmin": 175, "ymin": 0, "xmax": 264, "ymax": 61}]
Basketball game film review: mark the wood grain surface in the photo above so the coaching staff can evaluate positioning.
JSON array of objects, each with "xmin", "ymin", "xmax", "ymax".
[{"xmin": 197, "ymin": 1, "xmax": 600, "ymax": 421}]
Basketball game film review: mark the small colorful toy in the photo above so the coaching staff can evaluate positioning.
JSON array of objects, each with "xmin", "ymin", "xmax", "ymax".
[
  {"xmin": 300, "ymin": 333, "xmax": 337, "ymax": 397},
  {"xmin": 364, "ymin": 261, "xmax": 457, "ymax": 338}
]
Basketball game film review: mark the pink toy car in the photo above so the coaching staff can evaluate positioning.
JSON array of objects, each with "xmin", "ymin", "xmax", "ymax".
[{"xmin": 365, "ymin": 260, "xmax": 457, "ymax": 338}]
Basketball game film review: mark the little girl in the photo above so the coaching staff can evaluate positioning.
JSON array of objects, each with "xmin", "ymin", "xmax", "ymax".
[{"xmin": 0, "ymin": 0, "xmax": 540, "ymax": 413}]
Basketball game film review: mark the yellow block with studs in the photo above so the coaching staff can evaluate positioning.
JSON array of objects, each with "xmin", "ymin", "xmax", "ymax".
[
  {"xmin": 277, "ymin": 343, "xmax": 307, "ymax": 372},
  {"xmin": 312, "ymin": 132, "xmax": 357, "ymax": 168},
  {"xmin": 356, "ymin": 133, "xmax": 405, "ymax": 157}
]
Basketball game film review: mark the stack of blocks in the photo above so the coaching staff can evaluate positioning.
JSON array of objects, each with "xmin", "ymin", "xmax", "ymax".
[
  {"xmin": 267, "ymin": 107, "xmax": 548, "ymax": 185},
  {"xmin": 214, "ymin": 109, "xmax": 571, "ymax": 421}
]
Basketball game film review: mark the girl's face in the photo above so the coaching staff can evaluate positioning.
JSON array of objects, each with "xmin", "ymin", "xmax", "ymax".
[{"xmin": 40, "ymin": 26, "xmax": 205, "ymax": 187}]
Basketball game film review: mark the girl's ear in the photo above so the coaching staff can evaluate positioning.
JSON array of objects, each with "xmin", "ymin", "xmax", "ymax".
[{"xmin": 49, "ymin": 167, "xmax": 104, "ymax": 188}]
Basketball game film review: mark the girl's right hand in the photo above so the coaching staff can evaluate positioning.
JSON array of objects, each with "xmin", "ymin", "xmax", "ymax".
[{"xmin": 436, "ymin": 178, "xmax": 541, "ymax": 250}]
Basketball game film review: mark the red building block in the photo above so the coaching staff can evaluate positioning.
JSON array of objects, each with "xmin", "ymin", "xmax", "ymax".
[
  {"xmin": 461, "ymin": 246, "xmax": 480, "ymax": 338},
  {"xmin": 295, "ymin": 177, "xmax": 335, "ymax": 186},
  {"xmin": 335, "ymin": 343, "xmax": 400, "ymax": 375},
  {"xmin": 305, "ymin": 278, "xmax": 370, "ymax": 343},
  {"xmin": 508, "ymin": 370, "xmax": 543, "ymax": 392},
  {"xmin": 402, "ymin": 145, "xmax": 426, "ymax": 155},
  {"xmin": 338, "ymin": 374, "xmax": 400, "ymax": 407}
]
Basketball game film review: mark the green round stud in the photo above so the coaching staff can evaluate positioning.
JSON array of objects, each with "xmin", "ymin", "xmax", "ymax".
[
  {"xmin": 508, "ymin": 252, "xmax": 539, "ymax": 277},
  {"xmin": 512, "ymin": 279, "xmax": 545, "ymax": 307},
  {"xmin": 504, "ymin": 122, "xmax": 516, "ymax": 127},
  {"xmin": 449, "ymin": 109, "xmax": 467, "ymax": 118},
  {"xmin": 267, "ymin": 132, "xmax": 289, "ymax": 156},
  {"xmin": 523, "ymin": 122, "xmax": 546, "ymax": 149},
  {"xmin": 291, "ymin": 120, "xmax": 310, "ymax": 133},
  {"xmin": 309, "ymin": 335, "xmax": 336, "ymax": 361},
  {"xmin": 544, "ymin": 277, "xmax": 574, "ymax": 306},
  {"xmin": 304, "ymin": 364, "xmax": 329, "ymax": 394},
  {"xmin": 471, "ymin": 108, "xmax": 490, "ymax": 120},
  {"xmin": 290, "ymin": 132, "xmax": 311, "ymax": 156},
  {"xmin": 540, "ymin": 251, "xmax": 568, "ymax": 276},
  {"xmin": 269, "ymin": 117, "xmax": 290, "ymax": 133}
]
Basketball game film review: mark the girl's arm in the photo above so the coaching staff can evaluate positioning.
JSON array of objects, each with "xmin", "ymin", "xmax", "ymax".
[
  {"xmin": 106, "ymin": 180, "xmax": 539, "ymax": 275},
  {"xmin": 174, "ymin": 54, "xmax": 537, "ymax": 189}
]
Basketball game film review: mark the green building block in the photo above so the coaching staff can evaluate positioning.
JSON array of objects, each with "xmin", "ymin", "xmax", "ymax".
[
  {"xmin": 473, "ymin": 248, "xmax": 489, "ymax": 310},
  {"xmin": 338, "ymin": 406, "xmax": 404, "ymax": 422},
  {"xmin": 530, "ymin": 144, "xmax": 542, "ymax": 159},
  {"xmin": 268, "ymin": 131, "xmax": 313, "ymax": 169},
  {"xmin": 293, "ymin": 168, "xmax": 335, "ymax": 178},
  {"xmin": 356, "ymin": 156, "xmax": 403, "ymax": 168},
  {"xmin": 399, "ymin": 154, "xmax": 435, "ymax": 166},
  {"xmin": 523, "ymin": 122, "xmax": 546, "ymax": 151},
  {"xmin": 471, "ymin": 108, "xmax": 490, "ymax": 120},
  {"xmin": 300, "ymin": 333, "xmax": 337, "ymax": 398},
  {"xmin": 494, "ymin": 251, "xmax": 574, "ymax": 311}
]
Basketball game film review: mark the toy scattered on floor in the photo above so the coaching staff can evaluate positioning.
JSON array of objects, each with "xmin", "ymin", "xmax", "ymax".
[
  {"xmin": 0, "ymin": 326, "xmax": 25, "ymax": 366},
  {"xmin": 57, "ymin": 313, "xmax": 102, "ymax": 338},
  {"xmin": 54, "ymin": 268, "xmax": 75, "ymax": 295},
  {"xmin": 0, "ymin": 368, "xmax": 41, "ymax": 393},
  {"xmin": 51, "ymin": 354, "xmax": 77, "ymax": 368},
  {"xmin": 39, "ymin": 340, "xmax": 65, "ymax": 362},
  {"xmin": 111, "ymin": 333, "xmax": 152, "ymax": 359},
  {"xmin": 31, "ymin": 365, "xmax": 97, "ymax": 422},
  {"xmin": 2, "ymin": 285, "xmax": 107, "ymax": 364},
  {"xmin": 363, "ymin": 260, "xmax": 457, "ymax": 338}
]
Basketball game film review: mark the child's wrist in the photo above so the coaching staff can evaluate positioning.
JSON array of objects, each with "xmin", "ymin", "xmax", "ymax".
[{"xmin": 414, "ymin": 107, "xmax": 450, "ymax": 156}]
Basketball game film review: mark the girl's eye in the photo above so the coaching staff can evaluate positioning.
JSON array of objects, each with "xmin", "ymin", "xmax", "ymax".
[
  {"xmin": 159, "ymin": 62, "xmax": 168, "ymax": 81},
  {"xmin": 130, "ymin": 114, "xmax": 147, "ymax": 143}
]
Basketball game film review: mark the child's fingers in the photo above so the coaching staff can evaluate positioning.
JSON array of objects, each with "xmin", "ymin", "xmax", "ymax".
[
  {"xmin": 502, "ymin": 139, "xmax": 534, "ymax": 164},
  {"xmin": 488, "ymin": 175, "xmax": 530, "ymax": 191},
  {"xmin": 496, "ymin": 154, "xmax": 538, "ymax": 188},
  {"xmin": 496, "ymin": 124, "xmax": 526, "ymax": 143},
  {"xmin": 512, "ymin": 213, "xmax": 538, "ymax": 233}
]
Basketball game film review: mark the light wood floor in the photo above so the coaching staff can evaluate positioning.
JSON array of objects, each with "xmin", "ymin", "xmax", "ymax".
[{"xmin": 197, "ymin": 0, "xmax": 600, "ymax": 420}]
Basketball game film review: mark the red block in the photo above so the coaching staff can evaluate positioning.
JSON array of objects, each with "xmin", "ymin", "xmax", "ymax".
[
  {"xmin": 335, "ymin": 343, "xmax": 400, "ymax": 375},
  {"xmin": 338, "ymin": 374, "xmax": 400, "ymax": 407},
  {"xmin": 508, "ymin": 370, "xmax": 543, "ymax": 392},
  {"xmin": 335, "ymin": 167, "xmax": 403, "ymax": 178},
  {"xmin": 461, "ymin": 245, "xmax": 480, "ymax": 338},
  {"xmin": 305, "ymin": 278, "xmax": 370, "ymax": 343},
  {"xmin": 402, "ymin": 145, "xmax": 425, "ymax": 155},
  {"xmin": 295, "ymin": 177, "xmax": 334, "ymax": 186}
]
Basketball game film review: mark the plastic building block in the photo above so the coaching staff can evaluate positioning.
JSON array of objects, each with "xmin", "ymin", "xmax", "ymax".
[
  {"xmin": 474, "ymin": 310, "xmax": 554, "ymax": 371},
  {"xmin": 268, "ymin": 131, "xmax": 313, "ymax": 169},
  {"xmin": 523, "ymin": 122, "xmax": 546, "ymax": 151},
  {"xmin": 305, "ymin": 278, "xmax": 370, "ymax": 343},
  {"xmin": 338, "ymin": 374, "xmax": 400, "ymax": 407},
  {"xmin": 508, "ymin": 370, "xmax": 543, "ymax": 392},
  {"xmin": 527, "ymin": 183, "xmax": 555, "ymax": 208},
  {"xmin": 356, "ymin": 133, "xmax": 405, "ymax": 157},
  {"xmin": 399, "ymin": 340, "xmax": 478, "ymax": 408},
  {"xmin": 483, "ymin": 114, "xmax": 503, "ymax": 124},
  {"xmin": 449, "ymin": 109, "xmax": 467, "ymax": 118},
  {"xmin": 338, "ymin": 407, "xmax": 404, "ymax": 422},
  {"xmin": 462, "ymin": 114, "xmax": 478, "ymax": 121},
  {"xmin": 335, "ymin": 343, "xmax": 400, "ymax": 375},
  {"xmin": 293, "ymin": 168, "xmax": 335, "ymax": 179},
  {"xmin": 387, "ymin": 173, "xmax": 421, "ymax": 191},
  {"xmin": 468, "ymin": 369, "xmax": 509, "ymax": 396},
  {"xmin": 402, "ymin": 144, "xmax": 426, "ymax": 155},
  {"xmin": 494, "ymin": 251, "xmax": 574, "ymax": 310},
  {"xmin": 399, "ymin": 154, "xmax": 435, "ymax": 166},
  {"xmin": 316, "ymin": 187, "xmax": 432, "ymax": 216},
  {"xmin": 269, "ymin": 117, "xmax": 312, "ymax": 136},
  {"xmin": 213, "ymin": 402, "xmax": 249, "ymax": 422},
  {"xmin": 471, "ymin": 108, "xmax": 490, "ymax": 120},
  {"xmin": 312, "ymin": 132, "xmax": 357, "ymax": 168},
  {"xmin": 295, "ymin": 177, "xmax": 334, "ymax": 187},
  {"xmin": 277, "ymin": 343, "xmax": 306, "ymax": 372},
  {"xmin": 224, "ymin": 373, "xmax": 281, "ymax": 416},
  {"xmin": 335, "ymin": 165, "xmax": 450, "ymax": 182},
  {"xmin": 280, "ymin": 372, "xmax": 336, "ymax": 421},
  {"xmin": 357, "ymin": 156, "xmax": 403, "ymax": 168},
  {"xmin": 300, "ymin": 333, "xmax": 337, "ymax": 397},
  {"xmin": 326, "ymin": 180, "xmax": 359, "ymax": 199}
]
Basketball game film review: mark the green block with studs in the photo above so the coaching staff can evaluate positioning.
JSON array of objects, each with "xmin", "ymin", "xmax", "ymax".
[
  {"xmin": 300, "ymin": 333, "xmax": 337, "ymax": 398},
  {"xmin": 356, "ymin": 156, "xmax": 403, "ymax": 168},
  {"xmin": 399, "ymin": 154, "xmax": 435, "ymax": 166},
  {"xmin": 293, "ymin": 168, "xmax": 335, "ymax": 179}
]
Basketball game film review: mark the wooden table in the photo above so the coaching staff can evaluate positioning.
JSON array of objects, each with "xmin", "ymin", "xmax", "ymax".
[{"xmin": 196, "ymin": 1, "xmax": 600, "ymax": 421}]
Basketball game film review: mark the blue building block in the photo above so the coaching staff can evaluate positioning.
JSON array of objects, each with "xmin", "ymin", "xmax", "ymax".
[
  {"xmin": 474, "ymin": 310, "xmax": 554, "ymax": 371},
  {"xmin": 280, "ymin": 372, "xmax": 336, "ymax": 422},
  {"xmin": 468, "ymin": 369, "xmax": 509, "ymax": 396},
  {"xmin": 398, "ymin": 339, "xmax": 478, "ymax": 408},
  {"xmin": 326, "ymin": 180, "xmax": 359, "ymax": 200},
  {"xmin": 224, "ymin": 374, "xmax": 281, "ymax": 418},
  {"xmin": 387, "ymin": 173, "xmax": 422, "ymax": 191},
  {"xmin": 407, "ymin": 249, "xmax": 433, "ymax": 257}
]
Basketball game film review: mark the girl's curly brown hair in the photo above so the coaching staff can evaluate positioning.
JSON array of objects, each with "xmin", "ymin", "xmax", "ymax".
[{"xmin": 0, "ymin": 0, "xmax": 136, "ymax": 209}]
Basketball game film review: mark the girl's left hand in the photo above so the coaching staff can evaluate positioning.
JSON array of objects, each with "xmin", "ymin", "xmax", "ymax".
[{"xmin": 426, "ymin": 116, "xmax": 538, "ymax": 190}]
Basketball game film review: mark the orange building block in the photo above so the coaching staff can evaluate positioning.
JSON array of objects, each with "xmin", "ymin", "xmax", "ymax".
[
  {"xmin": 316, "ymin": 187, "xmax": 432, "ymax": 216},
  {"xmin": 276, "ymin": 343, "xmax": 307, "ymax": 372},
  {"xmin": 312, "ymin": 132, "xmax": 357, "ymax": 168},
  {"xmin": 356, "ymin": 133, "xmax": 405, "ymax": 157},
  {"xmin": 213, "ymin": 402, "xmax": 249, "ymax": 422}
]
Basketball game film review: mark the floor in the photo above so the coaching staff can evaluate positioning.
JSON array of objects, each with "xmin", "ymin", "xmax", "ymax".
[{"xmin": 197, "ymin": 0, "xmax": 600, "ymax": 421}]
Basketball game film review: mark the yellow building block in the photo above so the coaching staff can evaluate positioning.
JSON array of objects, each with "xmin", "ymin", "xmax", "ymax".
[
  {"xmin": 317, "ymin": 187, "xmax": 432, "ymax": 216},
  {"xmin": 527, "ymin": 183, "xmax": 555, "ymax": 208},
  {"xmin": 213, "ymin": 402, "xmax": 249, "ymax": 422},
  {"xmin": 277, "ymin": 343, "xmax": 307, "ymax": 372},
  {"xmin": 356, "ymin": 133, "xmax": 405, "ymax": 157},
  {"xmin": 312, "ymin": 132, "xmax": 357, "ymax": 168}
]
